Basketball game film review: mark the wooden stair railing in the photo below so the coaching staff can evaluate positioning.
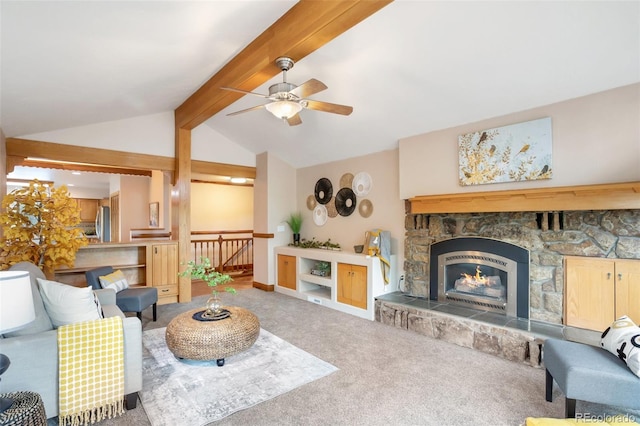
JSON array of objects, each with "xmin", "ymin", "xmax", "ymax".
[{"xmin": 190, "ymin": 230, "xmax": 253, "ymax": 277}]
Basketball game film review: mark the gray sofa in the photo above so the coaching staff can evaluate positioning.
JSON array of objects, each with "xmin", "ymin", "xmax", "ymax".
[{"xmin": 0, "ymin": 262, "xmax": 142, "ymax": 419}]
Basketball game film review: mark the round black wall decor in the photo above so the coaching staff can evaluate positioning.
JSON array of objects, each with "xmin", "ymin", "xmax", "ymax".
[
  {"xmin": 335, "ymin": 187, "xmax": 356, "ymax": 216},
  {"xmin": 314, "ymin": 178, "xmax": 333, "ymax": 205}
]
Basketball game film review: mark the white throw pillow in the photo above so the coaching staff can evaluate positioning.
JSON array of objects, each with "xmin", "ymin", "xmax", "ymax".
[
  {"xmin": 98, "ymin": 270, "xmax": 129, "ymax": 292},
  {"xmin": 600, "ymin": 315, "xmax": 640, "ymax": 378},
  {"xmin": 37, "ymin": 278, "xmax": 102, "ymax": 328}
]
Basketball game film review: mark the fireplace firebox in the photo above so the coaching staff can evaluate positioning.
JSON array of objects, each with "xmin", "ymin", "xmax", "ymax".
[{"xmin": 429, "ymin": 237, "xmax": 530, "ymax": 319}]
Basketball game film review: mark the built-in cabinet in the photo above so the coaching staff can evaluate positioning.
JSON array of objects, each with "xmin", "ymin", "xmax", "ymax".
[
  {"xmin": 565, "ymin": 256, "xmax": 640, "ymax": 331},
  {"xmin": 277, "ymin": 254, "xmax": 296, "ymax": 290},
  {"xmin": 337, "ymin": 263, "xmax": 367, "ymax": 309},
  {"xmin": 150, "ymin": 243, "xmax": 179, "ymax": 304},
  {"xmin": 54, "ymin": 241, "xmax": 180, "ymax": 305},
  {"xmin": 274, "ymin": 246, "xmax": 396, "ymax": 320}
]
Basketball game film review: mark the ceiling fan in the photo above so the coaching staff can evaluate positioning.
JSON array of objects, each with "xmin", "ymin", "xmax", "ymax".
[{"xmin": 221, "ymin": 57, "xmax": 353, "ymax": 126}]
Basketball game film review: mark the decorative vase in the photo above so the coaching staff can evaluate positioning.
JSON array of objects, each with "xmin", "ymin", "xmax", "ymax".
[
  {"xmin": 293, "ymin": 233, "xmax": 301, "ymax": 245},
  {"xmin": 205, "ymin": 292, "xmax": 222, "ymax": 316}
]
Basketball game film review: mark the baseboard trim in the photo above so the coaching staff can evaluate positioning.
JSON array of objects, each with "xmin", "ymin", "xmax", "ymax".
[{"xmin": 253, "ymin": 281, "xmax": 274, "ymax": 292}]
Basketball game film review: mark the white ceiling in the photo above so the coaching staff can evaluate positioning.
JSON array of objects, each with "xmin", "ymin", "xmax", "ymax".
[{"xmin": 2, "ymin": 1, "xmax": 639, "ymax": 175}]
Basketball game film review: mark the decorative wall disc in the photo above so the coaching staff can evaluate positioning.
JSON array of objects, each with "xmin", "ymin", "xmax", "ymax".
[
  {"xmin": 313, "ymin": 204, "xmax": 328, "ymax": 226},
  {"xmin": 359, "ymin": 199, "xmax": 373, "ymax": 218},
  {"xmin": 314, "ymin": 178, "xmax": 333, "ymax": 204},
  {"xmin": 306, "ymin": 195, "xmax": 317, "ymax": 211},
  {"xmin": 326, "ymin": 197, "xmax": 338, "ymax": 218},
  {"xmin": 335, "ymin": 187, "xmax": 356, "ymax": 217},
  {"xmin": 352, "ymin": 172, "xmax": 372, "ymax": 196},
  {"xmin": 339, "ymin": 172, "xmax": 354, "ymax": 189}
]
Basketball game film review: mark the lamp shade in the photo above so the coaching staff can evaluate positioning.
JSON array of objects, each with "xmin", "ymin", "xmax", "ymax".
[
  {"xmin": 0, "ymin": 271, "xmax": 35, "ymax": 334},
  {"xmin": 265, "ymin": 100, "xmax": 302, "ymax": 119}
]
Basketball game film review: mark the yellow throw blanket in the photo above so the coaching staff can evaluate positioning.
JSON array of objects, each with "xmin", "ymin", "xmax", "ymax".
[{"xmin": 57, "ymin": 316, "xmax": 125, "ymax": 426}]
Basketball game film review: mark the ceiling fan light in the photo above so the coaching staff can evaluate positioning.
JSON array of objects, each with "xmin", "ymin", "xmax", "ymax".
[{"xmin": 265, "ymin": 100, "xmax": 302, "ymax": 119}]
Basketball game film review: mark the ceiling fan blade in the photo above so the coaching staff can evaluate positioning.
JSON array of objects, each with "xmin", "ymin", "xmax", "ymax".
[
  {"xmin": 305, "ymin": 100, "xmax": 353, "ymax": 116},
  {"xmin": 226, "ymin": 104, "xmax": 266, "ymax": 116},
  {"xmin": 221, "ymin": 87, "xmax": 269, "ymax": 98},
  {"xmin": 288, "ymin": 78, "xmax": 327, "ymax": 99},
  {"xmin": 286, "ymin": 114, "xmax": 302, "ymax": 126}
]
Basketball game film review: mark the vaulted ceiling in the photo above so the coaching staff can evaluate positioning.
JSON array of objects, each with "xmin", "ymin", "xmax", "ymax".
[{"xmin": 2, "ymin": 1, "xmax": 639, "ymax": 170}]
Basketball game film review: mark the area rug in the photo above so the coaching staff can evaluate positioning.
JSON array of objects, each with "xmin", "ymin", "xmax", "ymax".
[{"xmin": 140, "ymin": 327, "xmax": 338, "ymax": 426}]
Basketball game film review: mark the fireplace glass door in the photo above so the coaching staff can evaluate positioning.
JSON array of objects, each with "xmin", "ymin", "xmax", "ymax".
[{"xmin": 438, "ymin": 251, "xmax": 517, "ymax": 316}]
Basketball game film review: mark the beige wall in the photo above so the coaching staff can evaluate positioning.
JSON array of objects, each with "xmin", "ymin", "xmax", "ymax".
[
  {"xmin": 253, "ymin": 152, "xmax": 296, "ymax": 286},
  {"xmin": 119, "ymin": 175, "xmax": 151, "ymax": 241},
  {"xmin": 191, "ymin": 183, "xmax": 253, "ymax": 231},
  {"xmin": 399, "ymin": 83, "xmax": 640, "ymax": 199},
  {"xmin": 296, "ymin": 149, "xmax": 405, "ymax": 282}
]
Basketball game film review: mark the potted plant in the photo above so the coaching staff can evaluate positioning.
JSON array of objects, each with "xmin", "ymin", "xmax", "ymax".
[
  {"xmin": 0, "ymin": 180, "xmax": 88, "ymax": 277},
  {"xmin": 286, "ymin": 212, "xmax": 303, "ymax": 245},
  {"xmin": 179, "ymin": 256, "xmax": 235, "ymax": 316}
]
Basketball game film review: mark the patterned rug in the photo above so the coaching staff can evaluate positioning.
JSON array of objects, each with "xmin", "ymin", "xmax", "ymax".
[{"xmin": 140, "ymin": 327, "xmax": 338, "ymax": 426}]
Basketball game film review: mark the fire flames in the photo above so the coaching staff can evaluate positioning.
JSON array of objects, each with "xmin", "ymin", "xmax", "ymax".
[{"xmin": 460, "ymin": 265, "xmax": 490, "ymax": 287}]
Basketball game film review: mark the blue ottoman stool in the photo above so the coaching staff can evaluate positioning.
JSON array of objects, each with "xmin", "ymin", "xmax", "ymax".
[{"xmin": 543, "ymin": 338, "xmax": 640, "ymax": 418}]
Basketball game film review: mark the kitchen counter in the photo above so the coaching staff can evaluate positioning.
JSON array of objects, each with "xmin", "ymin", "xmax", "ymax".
[{"xmin": 54, "ymin": 240, "xmax": 178, "ymax": 292}]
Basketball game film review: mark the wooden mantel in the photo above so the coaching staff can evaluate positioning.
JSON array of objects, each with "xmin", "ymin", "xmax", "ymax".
[{"xmin": 409, "ymin": 181, "xmax": 640, "ymax": 214}]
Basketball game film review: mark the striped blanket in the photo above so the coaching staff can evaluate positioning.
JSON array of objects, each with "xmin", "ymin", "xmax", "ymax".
[{"xmin": 57, "ymin": 316, "xmax": 125, "ymax": 426}]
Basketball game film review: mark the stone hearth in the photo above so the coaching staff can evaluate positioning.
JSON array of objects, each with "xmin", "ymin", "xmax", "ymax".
[{"xmin": 375, "ymin": 293, "xmax": 565, "ymax": 368}]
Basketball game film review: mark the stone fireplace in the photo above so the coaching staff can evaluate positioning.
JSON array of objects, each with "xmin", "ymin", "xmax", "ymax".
[
  {"xmin": 430, "ymin": 237, "xmax": 529, "ymax": 318},
  {"xmin": 403, "ymin": 209, "xmax": 640, "ymax": 324},
  {"xmin": 376, "ymin": 184, "xmax": 640, "ymax": 366}
]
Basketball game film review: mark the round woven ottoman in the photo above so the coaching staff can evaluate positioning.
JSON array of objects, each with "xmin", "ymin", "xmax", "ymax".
[{"xmin": 165, "ymin": 306, "xmax": 260, "ymax": 366}]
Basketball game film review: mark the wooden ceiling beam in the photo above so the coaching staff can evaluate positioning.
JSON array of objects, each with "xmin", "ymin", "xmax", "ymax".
[
  {"xmin": 7, "ymin": 138, "xmax": 175, "ymax": 172},
  {"xmin": 17, "ymin": 159, "xmax": 152, "ymax": 177},
  {"xmin": 5, "ymin": 137, "xmax": 256, "ymax": 179},
  {"xmin": 174, "ymin": 0, "xmax": 393, "ymax": 130}
]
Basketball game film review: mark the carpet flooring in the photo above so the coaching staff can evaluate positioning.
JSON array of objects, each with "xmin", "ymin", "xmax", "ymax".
[
  {"xmin": 140, "ymin": 327, "xmax": 337, "ymax": 426},
  {"xmin": 74, "ymin": 287, "xmax": 640, "ymax": 425}
]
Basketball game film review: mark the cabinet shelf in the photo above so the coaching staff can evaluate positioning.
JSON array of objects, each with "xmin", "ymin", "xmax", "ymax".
[
  {"xmin": 299, "ymin": 273, "xmax": 332, "ymax": 287},
  {"xmin": 302, "ymin": 286, "xmax": 331, "ymax": 300},
  {"xmin": 55, "ymin": 263, "xmax": 145, "ymax": 275}
]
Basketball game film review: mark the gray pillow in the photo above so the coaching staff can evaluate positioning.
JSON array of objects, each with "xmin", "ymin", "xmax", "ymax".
[{"xmin": 4, "ymin": 262, "xmax": 54, "ymax": 336}]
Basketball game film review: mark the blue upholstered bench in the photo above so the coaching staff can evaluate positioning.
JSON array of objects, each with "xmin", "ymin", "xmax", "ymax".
[{"xmin": 543, "ymin": 338, "xmax": 640, "ymax": 418}]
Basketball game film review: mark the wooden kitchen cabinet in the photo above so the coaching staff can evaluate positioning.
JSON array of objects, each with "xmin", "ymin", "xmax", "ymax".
[
  {"xmin": 337, "ymin": 263, "xmax": 367, "ymax": 309},
  {"xmin": 151, "ymin": 243, "xmax": 178, "ymax": 304},
  {"xmin": 565, "ymin": 256, "xmax": 640, "ymax": 331},
  {"xmin": 277, "ymin": 254, "xmax": 296, "ymax": 290},
  {"xmin": 75, "ymin": 198, "xmax": 99, "ymax": 222}
]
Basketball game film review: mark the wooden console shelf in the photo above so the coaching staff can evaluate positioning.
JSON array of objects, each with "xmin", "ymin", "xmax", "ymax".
[
  {"xmin": 274, "ymin": 246, "xmax": 396, "ymax": 321},
  {"xmin": 409, "ymin": 181, "xmax": 640, "ymax": 214}
]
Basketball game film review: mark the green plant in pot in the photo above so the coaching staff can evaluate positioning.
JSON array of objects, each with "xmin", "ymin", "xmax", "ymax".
[
  {"xmin": 179, "ymin": 256, "xmax": 235, "ymax": 316},
  {"xmin": 286, "ymin": 212, "xmax": 303, "ymax": 246}
]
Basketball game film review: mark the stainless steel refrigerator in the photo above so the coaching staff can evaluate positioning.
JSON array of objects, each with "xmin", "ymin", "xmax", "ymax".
[{"xmin": 95, "ymin": 206, "xmax": 111, "ymax": 242}]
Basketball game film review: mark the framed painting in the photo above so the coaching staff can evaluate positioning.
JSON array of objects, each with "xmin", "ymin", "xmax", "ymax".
[
  {"xmin": 458, "ymin": 117, "xmax": 552, "ymax": 186},
  {"xmin": 149, "ymin": 202, "xmax": 159, "ymax": 227}
]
